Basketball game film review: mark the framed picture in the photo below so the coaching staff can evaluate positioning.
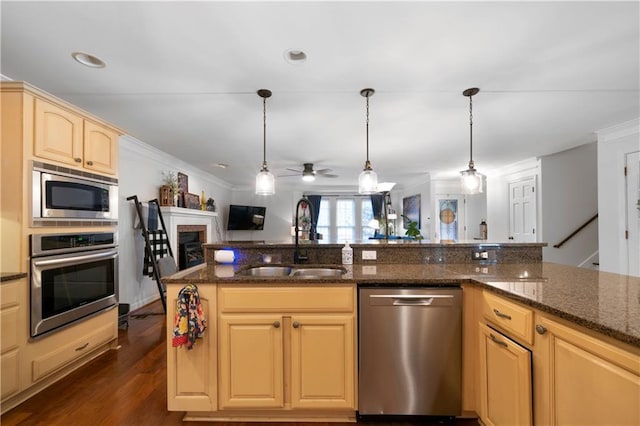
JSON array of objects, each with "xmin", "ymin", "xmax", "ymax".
[
  {"xmin": 177, "ymin": 172, "xmax": 188, "ymax": 194},
  {"xmin": 183, "ymin": 192, "xmax": 200, "ymax": 210},
  {"xmin": 402, "ymin": 194, "xmax": 421, "ymax": 228}
]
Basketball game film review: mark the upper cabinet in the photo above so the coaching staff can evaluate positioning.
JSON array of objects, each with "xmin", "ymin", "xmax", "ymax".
[{"xmin": 34, "ymin": 98, "xmax": 119, "ymax": 175}]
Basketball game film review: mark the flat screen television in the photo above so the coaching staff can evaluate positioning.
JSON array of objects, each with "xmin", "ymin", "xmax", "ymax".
[{"xmin": 227, "ymin": 204, "xmax": 266, "ymax": 230}]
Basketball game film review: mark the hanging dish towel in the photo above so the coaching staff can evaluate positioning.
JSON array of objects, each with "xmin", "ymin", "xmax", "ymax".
[{"xmin": 172, "ymin": 284, "xmax": 207, "ymax": 350}]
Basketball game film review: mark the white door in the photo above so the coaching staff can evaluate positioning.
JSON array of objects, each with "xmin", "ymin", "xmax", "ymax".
[
  {"xmin": 509, "ymin": 177, "xmax": 537, "ymax": 242},
  {"xmin": 626, "ymin": 151, "xmax": 640, "ymax": 277},
  {"xmin": 435, "ymin": 196, "xmax": 466, "ymax": 242}
]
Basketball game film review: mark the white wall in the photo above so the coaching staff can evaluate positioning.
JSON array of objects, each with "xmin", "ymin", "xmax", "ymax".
[
  {"xmin": 118, "ymin": 135, "xmax": 232, "ymax": 310},
  {"xmin": 225, "ymin": 188, "xmax": 299, "ymax": 243},
  {"xmin": 540, "ymin": 142, "xmax": 598, "ymax": 266},
  {"xmin": 596, "ymin": 119, "xmax": 640, "ymax": 275}
]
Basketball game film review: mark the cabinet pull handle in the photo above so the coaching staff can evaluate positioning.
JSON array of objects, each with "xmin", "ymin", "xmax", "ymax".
[
  {"xmin": 493, "ymin": 308, "xmax": 512, "ymax": 320},
  {"xmin": 536, "ymin": 324, "xmax": 547, "ymax": 335},
  {"xmin": 292, "ymin": 321, "xmax": 300, "ymax": 328},
  {"xmin": 489, "ymin": 333, "xmax": 508, "ymax": 348},
  {"xmin": 273, "ymin": 321, "xmax": 280, "ymax": 328},
  {"xmin": 75, "ymin": 342, "xmax": 89, "ymax": 351},
  {"xmin": 86, "ymin": 160, "xmax": 94, "ymax": 166},
  {"xmin": 74, "ymin": 157, "xmax": 82, "ymax": 163}
]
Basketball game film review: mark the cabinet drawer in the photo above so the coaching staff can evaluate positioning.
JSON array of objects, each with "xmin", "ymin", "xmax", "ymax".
[
  {"xmin": 1, "ymin": 306, "xmax": 19, "ymax": 353},
  {"xmin": 219, "ymin": 286, "xmax": 354, "ymax": 313},
  {"xmin": 481, "ymin": 291, "xmax": 533, "ymax": 345},
  {"xmin": 32, "ymin": 322, "xmax": 116, "ymax": 382},
  {"xmin": 1, "ymin": 281, "xmax": 21, "ymax": 309}
]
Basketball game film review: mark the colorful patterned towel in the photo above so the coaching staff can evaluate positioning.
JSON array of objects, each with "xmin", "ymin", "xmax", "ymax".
[{"xmin": 172, "ymin": 284, "xmax": 207, "ymax": 350}]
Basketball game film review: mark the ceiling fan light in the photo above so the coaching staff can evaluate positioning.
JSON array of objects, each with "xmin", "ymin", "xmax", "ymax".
[
  {"xmin": 302, "ymin": 172, "xmax": 315, "ymax": 182},
  {"xmin": 460, "ymin": 168, "xmax": 483, "ymax": 194},
  {"xmin": 359, "ymin": 168, "xmax": 378, "ymax": 194},
  {"xmin": 256, "ymin": 167, "xmax": 275, "ymax": 195}
]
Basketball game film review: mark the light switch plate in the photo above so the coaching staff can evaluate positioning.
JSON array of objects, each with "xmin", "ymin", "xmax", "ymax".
[{"xmin": 362, "ymin": 250, "xmax": 377, "ymax": 260}]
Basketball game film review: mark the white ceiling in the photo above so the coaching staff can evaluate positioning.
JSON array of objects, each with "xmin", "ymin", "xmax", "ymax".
[{"xmin": 2, "ymin": 1, "xmax": 638, "ymax": 191}]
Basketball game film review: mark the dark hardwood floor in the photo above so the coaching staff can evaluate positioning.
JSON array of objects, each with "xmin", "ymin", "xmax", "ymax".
[{"xmin": 1, "ymin": 301, "xmax": 478, "ymax": 426}]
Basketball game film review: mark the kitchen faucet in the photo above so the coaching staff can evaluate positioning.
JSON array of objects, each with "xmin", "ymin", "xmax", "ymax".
[{"xmin": 294, "ymin": 197, "xmax": 315, "ymax": 264}]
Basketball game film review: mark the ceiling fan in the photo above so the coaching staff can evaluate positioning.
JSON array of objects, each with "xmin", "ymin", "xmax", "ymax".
[{"xmin": 280, "ymin": 163, "xmax": 338, "ymax": 181}]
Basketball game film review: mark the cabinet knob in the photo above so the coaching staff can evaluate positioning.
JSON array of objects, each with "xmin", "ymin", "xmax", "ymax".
[
  {"xmin": 74, "ymin": 157, "xmax": 82, "ymax": 163},
  {"xmin": 292, "ymin": 321, "xmax": 300, "ymax": 328},
  {"xmin": 86, "ymin": 160, "xmax": 94, "ymax": 166},
  {"xmin": 273, "ymin": 321, "xmax": 280, "ymax": 328},
  {"xmin": 536, "ymin": 324, "xmax": 547, "ymax": 335}
]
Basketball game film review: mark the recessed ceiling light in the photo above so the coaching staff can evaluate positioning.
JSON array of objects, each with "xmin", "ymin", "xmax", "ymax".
[
  {"xmin": 71, "ymin": 52, "xmax": 106, "ymax": 68},
  {"xmin": 215, "ymin": 163, "xmax": 229, "ymax": 169},
  {"xmin": 284, "ymin": 49, "xmax": 307, "ymax": 64}
]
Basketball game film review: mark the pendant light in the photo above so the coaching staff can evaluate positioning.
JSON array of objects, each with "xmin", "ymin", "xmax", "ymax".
[
  {"xmin": 358, "ymin": 88, "xmax": 378, "ymax": 194},
  {"xmin": 460, "ymin": 87, "xmax": 483, "ymax": 194},
  {"xmin": 255, "ymin": 89, "xmax": 275, "ymax": 195}
]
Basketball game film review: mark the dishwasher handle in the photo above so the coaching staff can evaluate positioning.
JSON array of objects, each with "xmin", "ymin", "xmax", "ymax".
[{"xmin": 368, "ymin": 294, "xmax": 455, "ymax": 307}]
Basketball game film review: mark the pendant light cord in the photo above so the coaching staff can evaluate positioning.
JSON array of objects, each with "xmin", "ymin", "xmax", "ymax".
[
  {"xmin": 262, "ymin": 96, "xmax": 267, "ymax": 168},
  {"xmin": 365, "ymin": 93, "xmax": 370, "ymax": 163},
  {"xmin": 468, "ymin": 94, "xmax": 474, "ymax": 168}
]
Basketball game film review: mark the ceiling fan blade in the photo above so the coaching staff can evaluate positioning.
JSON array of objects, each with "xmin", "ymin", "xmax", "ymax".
[
  {"xmin": 277, "ymin": 173, "xmax": 301, "ymax": 177},
  {"xmin": 320, "ymin": 173, "xmax": 339, "ymax": 178},
  {"xmin": 285, "ymin": 168, "xmax": 302, "ymax": 173},
  {"xmin": 315, "ymin": 168, "xmax": 333, "ymax": 174}
]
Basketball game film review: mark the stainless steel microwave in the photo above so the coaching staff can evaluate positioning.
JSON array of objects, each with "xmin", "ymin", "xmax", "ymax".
[{"xmin": 32, "ymin": 161, "xmax": 118, "ymax": 223}]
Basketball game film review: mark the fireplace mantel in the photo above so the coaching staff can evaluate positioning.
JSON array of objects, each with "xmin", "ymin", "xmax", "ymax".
[{"xmin": 160, "ymin": 207, "xmax": 219, "ymax": 256}]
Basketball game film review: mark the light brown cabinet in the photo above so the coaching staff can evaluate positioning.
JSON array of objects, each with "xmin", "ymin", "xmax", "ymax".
[
  {"xmin": 217, "ymin": 285, "xmax": 356, "ymax": 412},
  {"xmin": 472, "ymin": 288, "xmax": 640, "ymax": 426},
  {"xmin": 478, "ymin": 322, "xmax": 532, "ymax": 426},
  {"xmin": 34, "ymin": 98, "xmax": 118, "ymax": 175},
  {"xmin": 0, "ymin": 279, "xmax": 28, "ymax": 401},
  {"xmin": 166, "ymin": 282, "xmax": 217, "ymax": 412},
  {"xmin": 535, "ymin": 315, "xmax": 640, "ymax": 426}
]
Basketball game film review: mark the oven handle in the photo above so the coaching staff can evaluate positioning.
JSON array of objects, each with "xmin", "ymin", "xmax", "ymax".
[{"xmin": 32, "ymin": 248, "xmax": 118, "ymax": 268}]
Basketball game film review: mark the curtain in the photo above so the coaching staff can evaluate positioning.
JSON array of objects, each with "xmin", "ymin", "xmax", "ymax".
[
  {"xmin": 307, "ymin": 195, "xmax": 322, "ymax": 239},
  {"xmin": 370, "ymin": 194, "xmax": 384, "ymax": 221}
]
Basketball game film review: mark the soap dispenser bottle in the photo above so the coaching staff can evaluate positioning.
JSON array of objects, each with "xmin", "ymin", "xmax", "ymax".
[{"xmin": 342, "ymin": 242, "xmax": 353, "ymax": 265}]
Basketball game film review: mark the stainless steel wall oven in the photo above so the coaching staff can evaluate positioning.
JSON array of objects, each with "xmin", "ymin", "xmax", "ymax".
[{"xmin": 30, "ymin": 232, "xmax": 118, "ymax": 338}]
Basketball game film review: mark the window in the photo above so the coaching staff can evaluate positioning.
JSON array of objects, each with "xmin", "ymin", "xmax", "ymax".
[{"xmin": 315, "ymin": 196, "xmax": 375, "ymax": 242}]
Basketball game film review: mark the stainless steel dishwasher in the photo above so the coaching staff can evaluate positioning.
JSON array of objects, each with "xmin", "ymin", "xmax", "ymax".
[{"xmin": 358, "ymin": 286, "xmax": 462, "ymax": 417}]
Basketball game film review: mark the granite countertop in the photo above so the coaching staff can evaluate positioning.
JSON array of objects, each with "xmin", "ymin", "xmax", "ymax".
[
  {"xmin": 1, "ymin": 272, "xmax": 27, "ymax": 283},
  {"xmin": 166, "ymin": 262, "xmax": 640, "ymax": 348}
]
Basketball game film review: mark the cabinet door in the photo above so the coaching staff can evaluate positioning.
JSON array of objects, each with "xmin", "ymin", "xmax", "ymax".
[
  {"xmin": 536, "ymin": 316, "xmax": 640, "ymax": 426},
  {"xmin": 166, "ymin": 283, "xmax": 217, "ymax": 412},
  {"xmin": 290, "ymin": 314, "xmax": 355, "ymax": 409},
  {"xmin": 83, "ymin": 120, "xmax": 118, "ymax": 175},
  {"xmin": 478, "ymin": 323, "xmax": 532, "ymax": 426},
  {"xmin": 218, "ymin": 314, "xmax": 284, "ymax": 409},
  {"xmin": 34, "ymin": 98, "xmax": 83, "ymax": 167}
]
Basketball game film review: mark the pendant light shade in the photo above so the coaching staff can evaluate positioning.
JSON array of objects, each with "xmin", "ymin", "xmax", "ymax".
[
  {"xmin": 256, "ymin": 89, "xmax": 275, "ymax": 195},
  {"xmin": 460, "ymin": 87, "xmax": 483, "ymax": 194},
  {"xmin": 358, "ymin": 88, "xmax": 378, "ymax": 194}
]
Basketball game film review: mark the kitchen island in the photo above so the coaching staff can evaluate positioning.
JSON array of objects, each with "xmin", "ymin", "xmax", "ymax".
[{"xmin": 164, "ymin": 242, "xmax": 639, "ymax": 424}]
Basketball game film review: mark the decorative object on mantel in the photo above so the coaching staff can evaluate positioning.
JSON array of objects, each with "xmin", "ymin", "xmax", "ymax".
[
  {"xmin": 183, "ymin": 193, "xmax": 200, "ymax": 210},
  {"xmin": 160, "ymin": 171, "xmax": 179, "ymax": 206},
  {"xmin": 177, "ymin": 172, "xmax": 188, "ymax": 207},
  {"xmin": 206, "ymin": 198, "xmax": 216, "ymax": 212}
]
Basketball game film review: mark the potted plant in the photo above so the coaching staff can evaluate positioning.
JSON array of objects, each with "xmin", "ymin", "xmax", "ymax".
[{"xmin": 401, "ymin": 214, "xmax": 423, "ymax": 240}]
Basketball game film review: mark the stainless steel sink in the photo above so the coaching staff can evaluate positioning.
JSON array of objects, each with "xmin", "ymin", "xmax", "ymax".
[
  {"xmin": 289, "ymin": 268, "xmax": 346, "ymax": 277},
  {"xmin": 236, "ymin": 265, "xmax": 346, "ymax": 278},
  {"xmin": 237, "ymin": 266, "xmax": 293, "ymax": 276}
]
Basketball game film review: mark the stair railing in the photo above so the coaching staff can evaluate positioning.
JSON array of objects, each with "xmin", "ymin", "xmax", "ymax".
[{"xmin": 553, "ymin": 213, "xmax": 598, "ymax": 248}]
